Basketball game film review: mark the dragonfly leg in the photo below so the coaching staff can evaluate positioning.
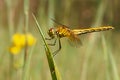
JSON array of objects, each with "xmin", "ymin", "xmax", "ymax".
[
  {"xmin": 47, "ymin": 38, "xmax": 57, "ymax": 46},
  {"xmin": 45, "ymin": 37, "xmax": 53, "ymax": 40},
  {"xmin": 53, "ymin": 38, "xmax": 61, "ymax": 56},
  {"xmin": 45, "ymin": 37, "xmax": 57, "ymax": 46}
]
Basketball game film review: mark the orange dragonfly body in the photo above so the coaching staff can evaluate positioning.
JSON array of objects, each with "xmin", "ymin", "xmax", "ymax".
[{"xmin": 46, "ymin": 21, "xmax": 114, "ymax": 56}]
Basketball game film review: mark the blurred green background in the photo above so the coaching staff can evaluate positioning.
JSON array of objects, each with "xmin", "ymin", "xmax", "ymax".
[{"xmin": 0, "ymin": 0, "xmax": 120, "ymax": 80}]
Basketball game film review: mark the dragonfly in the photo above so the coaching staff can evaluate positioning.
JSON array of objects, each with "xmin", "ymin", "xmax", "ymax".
[{"xmin": 46, "ymin": 20, "xmax": 114, "ymax": 56}]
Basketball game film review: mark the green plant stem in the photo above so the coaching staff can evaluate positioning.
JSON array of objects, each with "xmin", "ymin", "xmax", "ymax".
[
  {"xmin": 22, "ymin": 0, "xmax": 30, "ymax": 80},
  {"xmin": 32, "ymin": 14, "xmax": 61, "ymax": 80},
  {"xmin": 102, "ymin": 35, "xmax": 119, "ymax": 80},
  {"xmin": 24, "ymin": 0, "xmax": 29, "ymax": 61},
  {"xmin": 22, "ymin": 45, "xmax": 35, "ymax": 80},
  {"xmin": 5, "ymin": 0, "xmax": 14, "ymax": 79}
]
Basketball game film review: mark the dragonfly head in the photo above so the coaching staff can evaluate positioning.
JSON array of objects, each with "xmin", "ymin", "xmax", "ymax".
[{"xmin": 48, "ymin": 28, "xmax": 55, "ymax": 39}]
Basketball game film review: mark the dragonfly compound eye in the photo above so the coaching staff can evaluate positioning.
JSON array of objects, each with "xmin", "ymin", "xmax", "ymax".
[{"xmin": 48, "ymin": 28, "xmax": 55, "ymax": 38}]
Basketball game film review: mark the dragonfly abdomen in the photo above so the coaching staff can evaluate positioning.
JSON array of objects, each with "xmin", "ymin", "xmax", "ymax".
[{"xmin": 73, "ymin": 26, "xmax": 114, "ymax": 35}]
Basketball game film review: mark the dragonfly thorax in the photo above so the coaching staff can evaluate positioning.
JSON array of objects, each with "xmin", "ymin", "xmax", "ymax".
[{"xmin": 48, "ymin": 28, "xmax": 56, "ymax": 39}]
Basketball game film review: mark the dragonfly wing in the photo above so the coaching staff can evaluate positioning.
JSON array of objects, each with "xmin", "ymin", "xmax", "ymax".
[
  {"xmin": 51, "ymin": 19, "xmax": 69, "ymax": 28},
  {"xmin": 67, "ymin": 33, "xmax": 82, "ymax": 47}
]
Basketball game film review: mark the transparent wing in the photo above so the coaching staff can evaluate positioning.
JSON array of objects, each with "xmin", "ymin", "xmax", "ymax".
[
  {"xmin": 51, "ymin": 19, "xmax": 70, "ymax": 28},
  {"xmin": 67, "ymin": 33, "xmax": 82, "ymax": 47}
]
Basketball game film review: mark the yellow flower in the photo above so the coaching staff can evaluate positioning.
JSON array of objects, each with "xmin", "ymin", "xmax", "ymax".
[
  {"xmin": 12, "ymin": 33, "xmax": 26, "ymax": 47},
  {"xmin": 26, "ymin": 33, "xmax": 36, "ymax": 46},
  {"xmin": 12, "ymin": 33, "xmax": 36, "ymax": 47},
  {"xmin": 9, "ymin": 33, "xmax": 36, "ymax": 55},
  {"xmin": 9, "ymin": 46, "xmax": 21, "ymax": 55}
]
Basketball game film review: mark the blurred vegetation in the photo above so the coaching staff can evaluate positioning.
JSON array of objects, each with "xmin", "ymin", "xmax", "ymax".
[{"xmin": 0, "ymin": 0, "xmax": 120, "ymax": 80}]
